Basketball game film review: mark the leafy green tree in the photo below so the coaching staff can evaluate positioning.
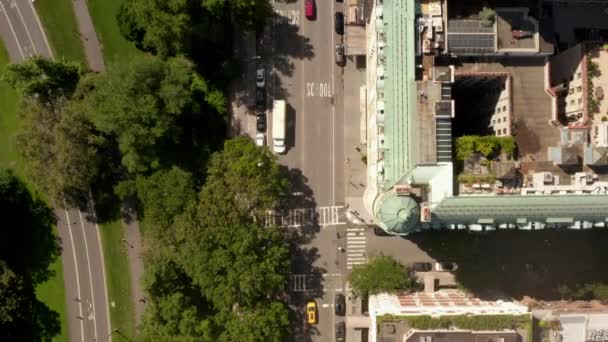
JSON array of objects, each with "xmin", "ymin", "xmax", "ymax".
[
  {"xmin": 81, "ymin": 56, "xmax": 201, "ymax": 173},
  {"xmin": 117, "ymin": 0, "xmax": 270, "ymax": 58},
  {"xmin": 135, "ymin": 166, "xmax": 196, "ymax": 239},
  {"xmin": 2, "ymin": 56, "xmax": 81, "ymax": 105},
  {"xmin": 175, "ymin": 221, "xmax": 290, "ymax": 310},
  {"xmin": 349, "ymin": 255, "xmax": 416, "ymax": 296},
  {"xmin": 196, "ymin": 136, "xmax": 288, "ymax": 226},
  {"xmin": 15, "ymin": 99, "xmax": 105, "ymax": 207},
  {"xmin": 479, "ymin": 7, "xmax": 495, "ymax": 27},
  {"xmin": 219, "ymin": 302, "xmax": 290, "ymax": 342},
  {"xmin": 0, "ymin": 261, "xmax": 25, "ymax": 326}
]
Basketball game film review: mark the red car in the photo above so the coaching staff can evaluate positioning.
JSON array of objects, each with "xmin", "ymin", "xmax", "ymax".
[{"xmin": 305, "ymin": 0, "xmax": 315, "ymax": 20}]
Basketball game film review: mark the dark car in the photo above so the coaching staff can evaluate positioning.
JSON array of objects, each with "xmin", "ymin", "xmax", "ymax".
[
  {"xmin": 256, "ymin": 112, "xmax": 266, "ymax": 132},
  {"xmin": 334, "ymin": 294, "xmax": 345, "ymax": 316},
  {"xmin": 335, "ymin": 320, "xmax": 345, "ymax": 342},
  {"xmin": 255, "ymin": 88, "xmax": 266, "ymax": 111},
  {"xmin": 412, "ymin": 262, "xmax": 433, "ymax": 272},
  {"xmin": 335, "ymin": 12, "xmax": 344, "ymax": 35}
]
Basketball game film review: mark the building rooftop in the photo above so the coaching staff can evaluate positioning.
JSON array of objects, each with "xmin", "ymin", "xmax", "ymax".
[
  {"xmin": 406, "ymin": 330, "xmax": 518, "ymax": 342},
  {"xmin": 381, "ymin": 0, "xmax": 417, "ymax": 190}
]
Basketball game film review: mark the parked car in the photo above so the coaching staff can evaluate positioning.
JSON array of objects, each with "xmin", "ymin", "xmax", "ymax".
[
  {"xmin": 335, "ymin": 12, "xmax": 344, "ymax": 34},
  {"xmin": 255, "ymin": 133, "xmax": 265, "ymax": 147},
  {"xmin": 305, "ymin": 0, "xmax": 315, "ymax": 19},
  {"xmin": 256, "ymin": 66, "xmax": 265, "ymax": 88},
  {"xmin": 306, "ymin": 301, "xmax": 317, "ymax": 324},
  {"xmin": 255, "ymin": 88, "xmax": 266, "ymax": 111},
  {"xmin": 412, "ymin": 262, "xmax": 433, "ymax": 272},
  {"xmin": 334, "ymin": 293, "xmax": 345, "ymax": 316},
  {"xmin": 335, "ymin": 320, "xmax": 345, "ymax": 341},
  {"xmin": 256, "ymin": 113, "xmax": 266, "ymax": 132},
  {"xmin": 435, "ymin": 262, "xmax": 458, "ymax": 272},
  {"xmin": 335, "ymin": 44, "xmax": 345, "ymax": 66}
]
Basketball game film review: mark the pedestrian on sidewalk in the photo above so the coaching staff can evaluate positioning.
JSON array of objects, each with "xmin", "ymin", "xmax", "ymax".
[{"xmin": 74, "ymin": 297, "xmax": 80, "ymax": 302}]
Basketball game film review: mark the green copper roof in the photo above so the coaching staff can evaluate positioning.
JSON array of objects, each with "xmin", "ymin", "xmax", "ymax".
[
  {"xmin": 432, "ymin": 195, "xmax": 608, "ymax": 224},
  {"xmin": 381, "ymin": 0, "xmax": 417, "ymax": 190},
  {"xmin": 375, "ymin": 191, "xmax": 420, "ymax": 233}
]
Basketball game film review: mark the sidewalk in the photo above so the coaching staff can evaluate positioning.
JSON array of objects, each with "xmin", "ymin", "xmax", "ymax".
[
  {"xmin": 71, "ymin": 0, "xmax": 104, "ymax": 72},
  {"xmin": 122, "ymin": 205, "xmax": 145, "ymax": 323},
  {"xmin": 342, "ymin": 58, "xmax": 374, "ymax": 224}
]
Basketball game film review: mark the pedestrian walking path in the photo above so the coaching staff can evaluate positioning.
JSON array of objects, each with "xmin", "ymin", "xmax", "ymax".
[
  {"xmin": 264, "ymin": 206, "xmax": 347, "ymax": 228},
  {"xmin": 71, "ymin": 0, "xmax": 104, "ymax": 71},
  {"xmin": 346, "ymin": 227, "xmax": 367, "ymax": 269}
]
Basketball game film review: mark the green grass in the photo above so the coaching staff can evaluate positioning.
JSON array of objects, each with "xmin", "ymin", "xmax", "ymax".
[
  {"xmin": 99, "ymin": 219, "xmax": 136, "ymax": 341},
  {"xmin": 0, "ymin": 40, "xmax": 68, "ymax": 342},
  {"xmin": 34, "ymin": 0, "xmax": 86, "ymax": 65},
  {"xmin": 87, "ymin": 0, "xmax": 142, "ymax": 64},
  {"xmin": 36, "ymin": 257, "xmax": 69, "ymax": 342}
]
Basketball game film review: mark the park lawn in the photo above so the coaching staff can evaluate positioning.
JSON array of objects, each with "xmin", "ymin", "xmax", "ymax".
[
  {"xmin": 0, "ymin": 41, "xmax": 69, "ymax": 342},
  {"xmin": 34, "ymin": 0, "xmax": 86, "ymax": 65},
  {"xmin": 99, "ymin": 219, "xmax": 136, "ymax": 341},
  {"xmin": 87, "ymin": 0, "xmax": 142, "ymax": 64}
]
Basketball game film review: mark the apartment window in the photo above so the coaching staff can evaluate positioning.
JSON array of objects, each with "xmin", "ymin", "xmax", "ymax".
[
  {"xmin": 577, "ymin": 72, "xmax": 582, "ymax": 79},
  {"xmin": 492, "ymin": 119, "xmax": 496, "ymax": 125},
  {"xmin": 497, "ymin": 118, "xmax": 501, "ymax": 123},
  {"xmin": 570, "ymin": 100, "xmax": 575, "ymax": 105},
  {"xmin": 569, "ymin": 88, "xmax": 575, "ymax": 95},
  {"xmin": 504, "ymin": 116, "xmax": 508, "ymax": 122},
  {"xmin": 497, "ymin": 107, "xmax": 501, "ymax": 113},
  {"xmin": 503, "ymin": 128, "xmax": 507, "ymax": 135},
  {"xmin": 503, "ymin": 105, "xmax": 507, "ymax": 112},
  {"xmin": 578, "ymin": 98, "xmax": 583, "ymax": 104},
  {"xmin": 577, "ymin": 86, "xmax": 582, "ymax": 93}
]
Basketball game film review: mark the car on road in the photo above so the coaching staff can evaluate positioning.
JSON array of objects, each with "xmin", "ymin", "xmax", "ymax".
[
  {"xmin": 335, "ymin": 12, "xmax": 344, "ymax": 34},
  {"xmin": 435, "ymin": 262, "xmax": 458, "ymax": 272},
  {"xmin": 256, "ymin": 66, "xmax": 265, "ymax": 88},
  {"xmin": 412, "ymin": 262, "xmax": 433, "ymax": 272},
  {"xmin": 256, "ymin": 112, "xmax": 266, "ymax": 132},
  {"xmin": 306, "ymin": 301, "xmax": 317, "ymax": 324},
  {"xmin": 335, "ymin": 44, "xmax": 345, "ymax": 66},
  {"xmin": 255, "ymin": 133, "xmax": 265, "ymax": 146},
  {"xmin": 255, "ymin": 88, "xmax": 266, "ymax": 111},
  {"xmin": 335, "ymin": 293, "xmax": 345, "ymax": 316},
  {"xmin": 335, "ymin": 320, "xmax": 345, "ymax": 341},
  {"xmin": 305, "ymin": 0, "xmax": 315, "ymax": 20}
]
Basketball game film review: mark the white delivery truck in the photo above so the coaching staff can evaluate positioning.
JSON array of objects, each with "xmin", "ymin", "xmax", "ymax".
[{"xmin": 272, "ymin": 100, "xmax": 286, "ymax": 154}]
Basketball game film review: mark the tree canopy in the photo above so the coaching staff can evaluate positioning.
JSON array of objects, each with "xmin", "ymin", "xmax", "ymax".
[
  {"xmin": 349, "ymin": 255, "xmax": 416, "ymax": 296},
  {"xmin": 196, "ymin": 136, "xmax": 288, "ymax": 226},
  {"xmin": 139, "ymin": 137, "xmax": 291, "ymax": 341},
  {"xmin": 117, "ymin": 0, "xmax": 270, "ymax": 58},
  {"xmin": 2, "ymin": 56, "xmax": 81, "ymax": 105},
  {"xmin": 81, "ymin": 56, "xmax": 203, "ymax": 174},
  {"xmin": 0, "ymin": 169, "xmax": 61, "ymax": 339}
]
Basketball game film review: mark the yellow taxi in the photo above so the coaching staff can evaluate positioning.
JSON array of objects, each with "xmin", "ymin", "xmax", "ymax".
[{"xmin": 306, "ymin": 300, "xmax": 317, "ymax": 324}]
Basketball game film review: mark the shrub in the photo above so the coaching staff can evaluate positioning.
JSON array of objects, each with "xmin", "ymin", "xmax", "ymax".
[
  {"xmin": 402, "ymin": 314, "xmax": 530, "ymax": 331},
  {"xmin": 479, "ymin": 7, "xmax": 496, "ymax": 27}
]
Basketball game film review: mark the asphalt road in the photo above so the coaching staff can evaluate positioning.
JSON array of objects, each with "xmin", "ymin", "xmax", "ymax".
[
  {"xmin": 0, "ymin": 3, "xmax": 112, "ymax": 341},
  {"xmin": 57, "ymin": 208, "xmax": 111, "ymax": 342},
  {"xmin": 0, "ymin": 0, "xmax": 52, "ymax": 61},
  {"xmin": 270, "ymin": 0, "xmax": 345, "ymax": 208}
]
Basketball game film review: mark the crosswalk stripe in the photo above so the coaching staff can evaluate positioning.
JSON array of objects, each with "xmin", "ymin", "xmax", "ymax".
[
  {"xmin": 347, "ymin": 236, "xmax": 366, "ymax": 240},
  {"xmin": 347, "ymin": 240, "xmax": 366, "ymax": 244}
]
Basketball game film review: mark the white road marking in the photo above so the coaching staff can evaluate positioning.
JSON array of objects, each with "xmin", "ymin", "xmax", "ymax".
[
  {"xmin": 12, "ymin": 0, "xmax": 36, "ymax": 55},
  {"xmin": 88, "ymin": 195, "xmax": 112, "ymax": 341},
  {"xmin": 346, "ymin": 222, "xmax": 367, "ymax": 269},
  {"xmin": 78, "ymin": 211, "xmax": 98, "ymax": 341},
  {"xmin": 26, "ymin": 0, "xmax": 52, "ymax": 57},
  {"xmin": 322, "ymin": 303, "xmax": 330, "ymax": 308},
  {"xmin": 0, "ymin": 0, "xmax": 24, "ymax": 58},
  {"xmin": 64, "ymin": 210, "xmax": 85, "ymax": 342}
]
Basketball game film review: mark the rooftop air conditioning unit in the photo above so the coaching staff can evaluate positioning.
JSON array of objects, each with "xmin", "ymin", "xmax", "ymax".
[{"xmin": 420, "ymin": 202, "xmax": 431, "ymax": 222}]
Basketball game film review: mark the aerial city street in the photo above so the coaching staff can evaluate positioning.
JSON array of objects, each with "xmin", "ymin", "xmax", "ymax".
[{"xmin": 3, "ymin": 0, "xmax": 608, "ymax": 341}]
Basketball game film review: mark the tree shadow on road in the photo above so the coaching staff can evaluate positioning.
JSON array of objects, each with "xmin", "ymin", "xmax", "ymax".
[{"xmin": 278, "ymin": 167, "xmax": 329, "ymax": 341}]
